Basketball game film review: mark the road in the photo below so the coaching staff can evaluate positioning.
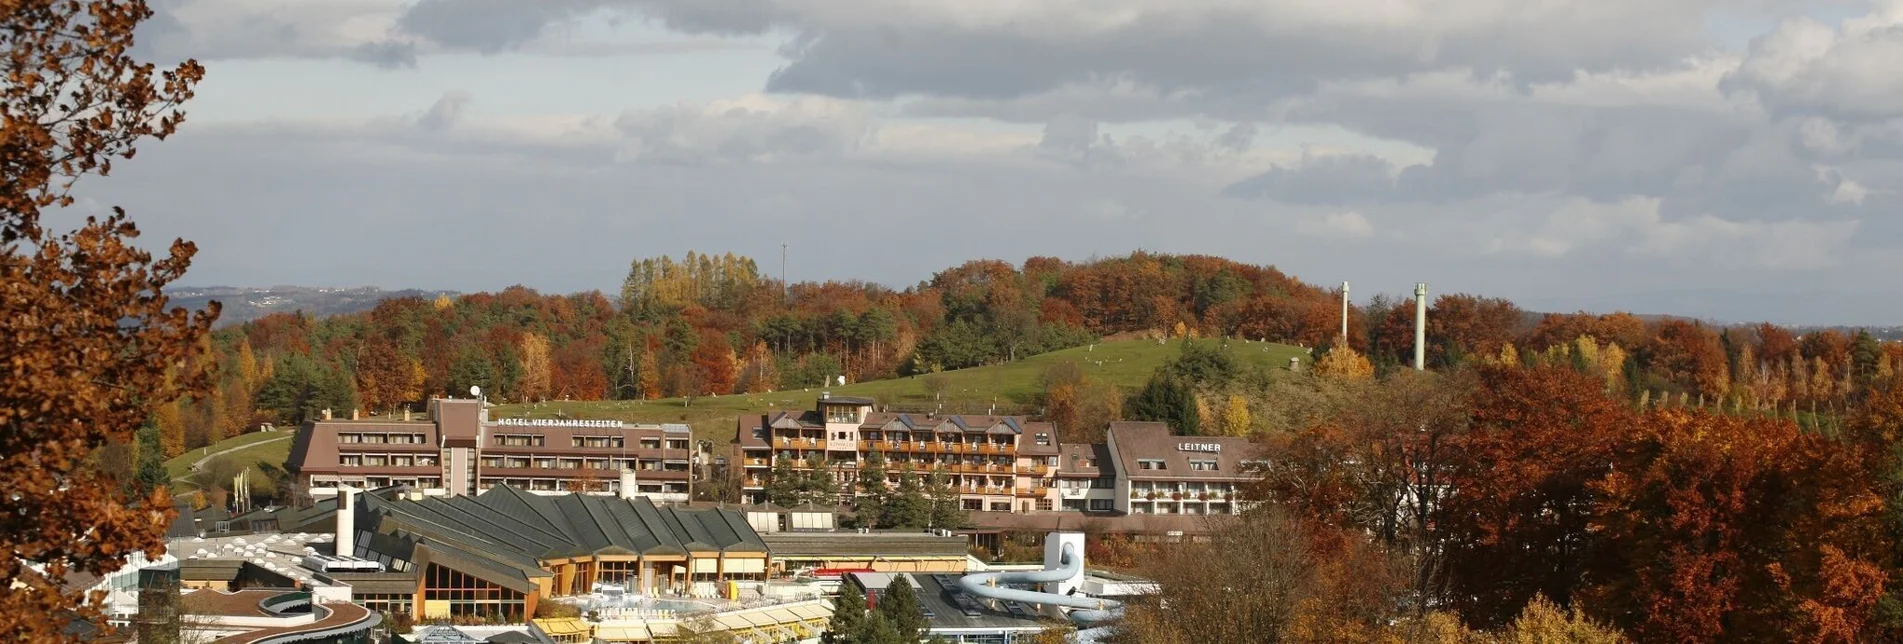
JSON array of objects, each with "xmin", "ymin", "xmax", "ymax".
[{"xmin": 171, "ymin": 434, "xmax": 292, "ymax": 482}]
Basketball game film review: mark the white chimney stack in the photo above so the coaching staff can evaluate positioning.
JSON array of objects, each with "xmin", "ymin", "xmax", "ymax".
[
  {"xmin": 1413, "ymin": 282, "xmax": 1428, "ymax": 371},
  {"xmin": 335, "ymin": 486, "xmax": 356, "ymax": 558},
  {"xmin": 1340, "ymin": 281, "xmax": 1350, "ymax": 343},
  {"xmin": 620, "ymin": 469, "xmax": 638, "ymax": 500}
]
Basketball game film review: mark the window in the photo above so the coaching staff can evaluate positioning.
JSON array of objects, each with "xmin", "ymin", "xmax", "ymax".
[
  {"xmin": 1034, "ymin": 433, "xmax": 1051, "ymax": 446},
  {"xmin": 1089, "ymin": 499, "xmax": 1114, "ymax": 511},
  {"xmin": 640, "ymin": 438, "xmax": 661, "ymax": 449},
  {"xmin": 1138, "ymin": 459, "xmax": 1167, "ymax": 470},
  {"xmin": 1036, "ymin": 499, "xmax": 1053, "ymax": 511},
  {"xmin": 1190, "ymin": 460, "xmax": 1219, "ymax": 471},
  {"xmin": 665, "ymin": 439, "xmax": 689, "ymax": 450},
  {"xmin": 825, "ymin": 405, "xmax": 859, "ymax": 424},
  {"xmin": 495, "ymin": 434, "xmax": 543, "ymax": 447},
  {"xmin": 752, "ymin": 427, "xmax": 766, "ymax": 440},
  {"xmin": 338, "ymin": 433, "xmax": 361, "ymax": 444},
  {"xmin": 988, "ymin": 501, "xmax": 1012, "ymax": 512}
]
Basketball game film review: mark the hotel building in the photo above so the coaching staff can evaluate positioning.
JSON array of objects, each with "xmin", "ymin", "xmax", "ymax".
[
  {"xmin": 733, "ymin": 394, "xmax": 1063, "ymax": 512},
  {"xmin": 288, "ymin": 398, "xmax": 693, "ymax": 500},
  {"xmin": 1105, "ymin": 421, "xmax": 1260, "ymax": 516}
]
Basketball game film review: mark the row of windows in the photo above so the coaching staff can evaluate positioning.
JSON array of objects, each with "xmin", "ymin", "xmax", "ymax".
[
  {"xmin": 478, "ymin": 456, "xmax": 685, "ymax": 471},
  {"xmin": 492, "ymin": 434, "xmax": 690, "ymax": 450},
  {"xmin": 338, "ymin": 454, "xmax": 438, "ymax": 467},
  {"xmin": 337, "ymin": 433, "xmax": 427, "ymax": 444},
  {"xmin": 1062, "ymin": 499, "xmax": 1118, "ymax": 511}
]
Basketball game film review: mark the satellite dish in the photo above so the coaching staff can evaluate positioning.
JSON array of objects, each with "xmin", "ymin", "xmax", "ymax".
[{"xmin": 469, "ymin": 385, "xmax": 482, "ymax": 398}]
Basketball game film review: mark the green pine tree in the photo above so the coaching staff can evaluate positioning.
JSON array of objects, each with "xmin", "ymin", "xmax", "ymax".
[
  {"xmin": 885, "ymin": 473, "xmax": 931, "ymax": 529},
  {"xmin": 823, "ymin": 582, "xmax": 868, "ymax": 644},
  {"xmin": 802, "ymin": 455, "xmax": 839, "ymax": 506},
  {"xmin": 765, "ymin": 455, "xmax": 802, "ymax": 507},
  {"xmin": 925, "ymin": 470, "xmax": 965, "ymax": 529},
  {"xmin": 134, "ymin": 423, "xmax": 167, "ymax": 494},
  {"xmin": 854, "ymin": 611, "xmax": 902, "ymax": 644},
  {"xmin": 874, "ymin": 574, "xmax": 929, "ymax": 641},
  {"xmin": 855, "ymin": 452, "xmax": 890, "ymax": 529},
  {"xmin": 1125, "ymin": 372, "xmax": 1199, "ymax": 435}
]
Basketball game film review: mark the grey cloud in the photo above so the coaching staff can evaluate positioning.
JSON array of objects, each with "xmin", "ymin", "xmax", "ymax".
[
  {"xmin": 1224, "ymin": 154, "xmax": 1400, "ymax": 205},
  {"xmin": 610, "ymin": 97, "xmax": 874, "ymax": 164},
  {"xmin": 417, "ymin": 92, "xmax": 473, "ymax": 132},
  {"xmin": 395, "ymin": 0, "xmax": 601, "ymax": 53},
  {"xmin": 352, "ymin": 40, "xmax": 419, "ymax": 69},
  {"xmin": 1035, "ymin": 117, "xmax": 1124, "ymax": 170}
]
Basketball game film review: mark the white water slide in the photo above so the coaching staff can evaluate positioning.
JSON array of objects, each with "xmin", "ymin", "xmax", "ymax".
[{"xmin": 956, "ymin": 532, "xmax": 1123, "ymax": 624}]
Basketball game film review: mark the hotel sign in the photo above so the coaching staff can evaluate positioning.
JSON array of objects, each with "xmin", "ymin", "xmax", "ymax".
[
  {"xmin": 1177, "ymin": 442, "xmax": 1222, "ymax": 453},
  {"xmin": 496, "ymin": 418, "xmax": 621, "ymax": 428}
]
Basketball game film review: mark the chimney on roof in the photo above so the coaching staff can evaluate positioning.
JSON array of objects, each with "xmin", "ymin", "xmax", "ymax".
[
  {"xmin": 402, "ymin": 407, "xmax": 411, "ymax": 422},
  {"xmin": 335, "ymin": 487, "xmax": 356, "ymax": 558},
  {"xmin": 321, "ymin": 408, "xmax": 332, "ymax": 421},
  {"xmin": 821, "ymin": 391, "xmax": 830, "ymax": 400},
  {"xmin": 351, "ymin": 408, "xmax": 360, "ymax": 421}
]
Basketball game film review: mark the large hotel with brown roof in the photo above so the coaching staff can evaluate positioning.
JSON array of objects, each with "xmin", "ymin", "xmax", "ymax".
[
  {"xmin": 734, "ymin": 394, "xmax": 1260, "ymax": 516},
  {"xmin": 288, "ymin": 398, "xmax": 694, "ymax": 500},
  {"xmin": 734, "ymin": 393, "xmax": 1066, "ymax": 511}
]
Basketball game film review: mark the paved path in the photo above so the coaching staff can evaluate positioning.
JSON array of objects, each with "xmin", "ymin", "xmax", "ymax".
[{"xmin": 171, "ymin": 434, "xmax": 292, "ymax": 482}]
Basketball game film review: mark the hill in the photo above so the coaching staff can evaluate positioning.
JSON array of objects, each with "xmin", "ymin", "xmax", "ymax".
[
  {"xmin": 169, "ymin": 285, "xmax": 457, "ymax": 327},
  {"xmin": 492, "ymin": 338, "xmax": 1307, "ymax": 444},
  {"xmin": 165, "ymin": 428, "xmax": 295, "ymax": 491}
]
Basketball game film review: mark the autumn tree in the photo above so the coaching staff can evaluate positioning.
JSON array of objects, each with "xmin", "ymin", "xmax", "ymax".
[
  {"xmin": 1314, "ymin": 346, "xmax": 1374, "ymax": 381},
  {"xmin": 517, "ymin": 332, "xmax": 552, "ymax": 402},
  {"xmin": 1583, "ymin": 410, "xmax": 1890, "ymax": 641},
  {"xmin": 154, "ymin": 400, "xmax": 185, "ymax": 459},
  {"xmin": 1437, "ymin": 365, "xmax": 1634, "ymax": 627},
  {"xmin": 355, "ymin": 335, "xmax": 422, "ymax": 412},
  {"xmin": 0, "ymin": 0, "xmax": 210, "ymax": 638},
  {"xmin": 1120, "ymin": 508, "xmax": 1406, "ymax": 644}
]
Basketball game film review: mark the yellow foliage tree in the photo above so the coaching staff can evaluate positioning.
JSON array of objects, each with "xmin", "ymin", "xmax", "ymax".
[
  {"xmin": 1501, "ymin": 595, "xmax": 1624, "ymax": 643},
  {"xmin": 1221, "ymin": 394, "xmax": 1252, "ymax": 436},
  {"xmin": 433, "ymin": 293, "xmax": 454, "ymax": 311},
  {"xmin": 1315, "ymin": 346, "xmax": 1375, "ymax": 381},
  {"xmin": 517, "ymin": 332, "xmax": 552, "ymax": 403},
  {"xmin": 155, "ymin": 400, "xmax": 185, "ymax": 459}
]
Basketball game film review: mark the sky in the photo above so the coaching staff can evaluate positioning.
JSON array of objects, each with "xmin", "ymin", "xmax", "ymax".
[{"xmin": 61, "ymin": 0, "xmax": 1903, "ymax": 324}]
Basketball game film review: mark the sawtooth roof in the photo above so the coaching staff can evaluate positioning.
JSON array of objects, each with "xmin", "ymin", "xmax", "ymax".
[{"xmin": 360, "ymin": 486, "xmax": 768, "ymax": 591}]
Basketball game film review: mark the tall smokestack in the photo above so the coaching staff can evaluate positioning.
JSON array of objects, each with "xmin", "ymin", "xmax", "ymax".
[
  {"xmin": 1413, "ymin": 282, "xmax": 1428, "ymax": 371},
  {"xmin": 1340, "ymin": 281, "xmax": 1350, "ymax": 343},
  {"xmin": 335, "ymin": 487, "xmax": 356, "ymax": 558}
]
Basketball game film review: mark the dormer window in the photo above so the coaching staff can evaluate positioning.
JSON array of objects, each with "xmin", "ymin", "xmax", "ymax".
[{"xmin": 1034, "ymin": 433, "xmax": 1051, "ymax": 446}]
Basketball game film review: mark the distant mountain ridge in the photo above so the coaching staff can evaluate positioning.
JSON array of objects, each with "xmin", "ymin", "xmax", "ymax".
[{"xmin": 167, "ymin": 286, "xmax": 457, "ymax": 327}]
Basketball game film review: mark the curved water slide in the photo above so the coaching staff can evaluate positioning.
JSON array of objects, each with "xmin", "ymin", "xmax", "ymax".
[{"xmin": 956, "ymin": 542, "xmax": 1123, "ymax": 624}]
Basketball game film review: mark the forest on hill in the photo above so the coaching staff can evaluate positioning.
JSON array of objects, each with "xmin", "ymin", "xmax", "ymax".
[{"xmin": 101, "ymin": 250, "xmax": 1903, "ymax": 493}]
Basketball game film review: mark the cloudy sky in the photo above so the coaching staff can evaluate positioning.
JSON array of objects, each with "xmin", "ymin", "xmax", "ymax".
[{"xmin": 64, "ymin": 0, "xmax": 1903, "ymax": 324}]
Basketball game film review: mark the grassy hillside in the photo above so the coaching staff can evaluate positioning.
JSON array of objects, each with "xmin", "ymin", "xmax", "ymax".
[
  {"xmin": 494, "ymin": 338, "xmax": 1307, "ymax": 444},
  {"xmin": 166, "ymin": 428, "xmax": 295, "ymax": 488}
]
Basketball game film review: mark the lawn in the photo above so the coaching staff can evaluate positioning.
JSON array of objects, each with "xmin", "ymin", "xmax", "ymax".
[
  {"xmin": 165, "ymin": 428, "xmax": 296, "ymax": 488},
  {"xmin": 493, "ymin": 338, "xmax": 1307, "ymax": 445}
]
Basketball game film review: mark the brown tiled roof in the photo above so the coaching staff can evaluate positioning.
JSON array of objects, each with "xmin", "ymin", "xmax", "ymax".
[
  {"xmin": 1056, "ymin": 443, "xmax": 1115, "ymax": 477},
  {"xmin": 1106, "ymin": 421, "xmax": 1262, "ymax": 482},
  {"xmin": 288, "ymin": 420, "xmax": 436, "ymax": 476}
]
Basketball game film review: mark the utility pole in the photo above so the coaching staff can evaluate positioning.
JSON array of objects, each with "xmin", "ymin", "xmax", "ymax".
[{"xmin": 781, "ymin": 243, "xmax": 788, "ymax": 304}]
